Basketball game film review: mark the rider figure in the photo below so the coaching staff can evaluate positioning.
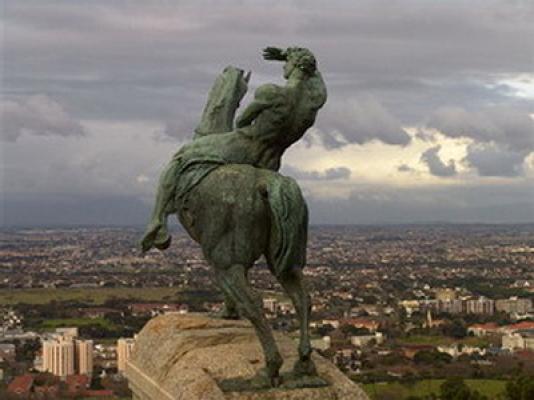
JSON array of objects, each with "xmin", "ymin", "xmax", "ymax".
[{"xmin": 141, "ymin": 47, "xmax": 327, "ymax": 252}]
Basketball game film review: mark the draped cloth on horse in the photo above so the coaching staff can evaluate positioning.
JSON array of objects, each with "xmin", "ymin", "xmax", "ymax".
[
  {"xmin": 170, "ymin": 66, "xmax": 248, "ymax": 213},
  {"xmin": 171, "ymin": 66, "xmax": 308, "ymax": 276}
]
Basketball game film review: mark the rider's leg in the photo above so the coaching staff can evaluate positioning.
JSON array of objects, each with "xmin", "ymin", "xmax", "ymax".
[{"xmin": 141, "ymin": 161, "xmax": 177, "ymax": 251}]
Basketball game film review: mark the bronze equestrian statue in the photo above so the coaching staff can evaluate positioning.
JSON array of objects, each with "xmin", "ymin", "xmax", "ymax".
[{"xmin": 141, "ymin": 46, "xmax": 327, "ymax": 387}]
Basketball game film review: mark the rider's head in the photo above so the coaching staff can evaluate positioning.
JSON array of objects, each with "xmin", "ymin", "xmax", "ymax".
[{"xmin": 283, "ymin": 47, "xmax": 317, "ymax": 79}]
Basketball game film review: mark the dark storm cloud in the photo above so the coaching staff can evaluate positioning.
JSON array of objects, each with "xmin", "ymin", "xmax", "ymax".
[
  {"xmin": 464, "ymin": 143, "xmax": 528, "ymax": 177},
  {"xmin": 159, "ymin": 113, "xmax": 200, "ymax": 141},
  {"xmin": 3, "ymin": 0, "xmax": 533, "ymax": 123},
  {"xmin": 420, "ymin": 146, "xmax": 457, "ymax": 177},
  {"xmin": 397, "ymin": 164, "xmax": 414, "ymax": 173},
  {"xmin": 0, "ymin": 95, "xmax": 85, "ymax": 141},
  {"xmin": 428, "ymin": 106, "xmax": 534, "ymax": 151},
  {"xmin": 308, "ymin": 182, "xmax": 534, "ymax": 225},
  {"xmin": 317, "ymin": 97, "xmax": 411, "ymax": 148},
  {"xmin": 426, "ymin": 106, "xmax": 534, "ymax": 176},
  {"xmin": 2, "ymin": 0, "xmax": 534, "ymax": 224},
  {"xmin": 5, "ymin": 180, "xmax": 532, "ymax": 227},
  {"xmin": 282, "ymin": 165, "xmax": 351, "ymax": 181}
]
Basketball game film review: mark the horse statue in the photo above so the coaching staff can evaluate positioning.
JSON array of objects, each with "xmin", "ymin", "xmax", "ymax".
[{"xmin": 141, "ymin": 47, "xmax": 327, "ymax": 388}]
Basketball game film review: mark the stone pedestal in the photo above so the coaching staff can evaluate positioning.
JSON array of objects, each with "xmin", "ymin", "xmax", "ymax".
[{"xmin": 126, "ymin": 313, "xmax": 369, "ymax": 400}]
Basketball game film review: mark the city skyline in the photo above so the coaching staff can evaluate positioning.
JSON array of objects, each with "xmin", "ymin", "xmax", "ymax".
[{"xmin": 1, "ymin": 0, "xmax": 533, "ymax": 226}]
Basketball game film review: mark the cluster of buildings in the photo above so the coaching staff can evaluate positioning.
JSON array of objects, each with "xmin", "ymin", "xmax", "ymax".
[
  {"xmin": 467, "ymin": 321, "xmax": 534, "ymax": 352},
  {"xmin": 262, "ymin": 297, "xmax": 296, "ymax": 316},
  {"xmin": 1, "ymin": 225, "xmax": 533, "ymax": 389},
  {"xmin": 3, "ymin": 329, "xmax": 137, "ymax": 398},
  {"xmin": 33, "ymin": 327, "xmax": 137, "ymax": 380},
  {"xmin": 7, "ymin": 374, "xmax": 113, "ymax": 399},
  {"xmin": 502, "ymin": 329, "xmax": 534, "ymax": 352},
  {"xmin": 36, "ymin": 328, "xmax": 93, "ymax": 378},
  {"xmin": 400, "ymin": 292, "xmax": 532, "ymax": 318}
]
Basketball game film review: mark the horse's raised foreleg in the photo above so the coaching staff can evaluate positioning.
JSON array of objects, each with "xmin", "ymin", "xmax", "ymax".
[
  {"xmin": 277, "ymin": 268, "xmax": 317, "ymax": 378},
  {"xmin": 216, "ymin": 264, "xmax": 283, "ymax": 387}
]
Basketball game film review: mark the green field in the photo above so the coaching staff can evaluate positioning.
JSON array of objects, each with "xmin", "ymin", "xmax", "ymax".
[
  {"xmin": 0, "ymin": 287, "xmax": 182, "ymax": 305},
  {"xmin": 363, "ymin": 379, "xmax": 507, "ymax": 399},
  {"xmin": 38, "ymin": 317, "xmax": 117, "ymax": 330}
]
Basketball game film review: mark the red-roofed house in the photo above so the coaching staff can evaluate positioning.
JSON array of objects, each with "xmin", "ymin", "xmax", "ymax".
[
  {"xmin": 7, "ymin": 375, "xmax": 34, "ymax": 398},
  {"xmin": 34, "ymin": 384, "xmax": 59, "ymax": 398},
  {"xmin": 400, "ymin": 345, "xmax": 434, "ymax": 359},
  {"xmin": 501, "ymin": 321, "xmax": 534, "ymax": 334},
  {"xmin": 66, "ymin": 374, "xmax": 90, "ymax": 394},
  {"xmin": 468, "ymin": 322, "xmax": 500, "ymax": 337},
  {"xmin": 343, "ymin": 318, "xmax": 380, "ymax": 332}
]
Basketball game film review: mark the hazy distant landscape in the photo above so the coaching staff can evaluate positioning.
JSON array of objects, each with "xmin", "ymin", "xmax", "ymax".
[{"xmin": 1, "ymin": 224, "xmax": 533, "ymax": 399}]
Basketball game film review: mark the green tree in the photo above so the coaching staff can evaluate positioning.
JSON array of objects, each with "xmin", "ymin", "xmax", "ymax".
[
  {"xmin": 505, "ymin": 375, "xmax": 534, "ymax": 400},
  {"xmin": 15, "ymin": 338, "xmax": 40, "ymax": 362},
  {"xmin": 442, "ymin": 319, "xmax": 467, "ymax": 338},
  {"xmin": 340, "ymin": 324, "xmax": 370, "ymax": 336},
  {"xmin": 414, "ymin": 349, "xmax": 452, "ymax": 365}
]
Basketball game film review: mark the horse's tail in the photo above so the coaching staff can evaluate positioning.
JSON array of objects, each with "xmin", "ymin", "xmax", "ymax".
[{"xmin": 264, "ymin": 174, "xmax": 308, "ymax": 277}]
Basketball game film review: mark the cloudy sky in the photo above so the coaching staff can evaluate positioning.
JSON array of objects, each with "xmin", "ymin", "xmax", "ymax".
[{"xmin": 1, "ymin": 0, "xmax": 533, "ymax": 226}]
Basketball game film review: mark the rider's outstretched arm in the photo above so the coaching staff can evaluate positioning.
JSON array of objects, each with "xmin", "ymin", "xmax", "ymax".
[{"xmin": 263, "ymin": 47, "xmax": 287, "ymax": 62}]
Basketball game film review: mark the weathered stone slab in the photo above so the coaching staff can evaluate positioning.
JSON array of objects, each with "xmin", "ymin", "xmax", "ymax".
[{"xmin": 126, "ymin": 313, "xmax": 369, "ymax": 400}]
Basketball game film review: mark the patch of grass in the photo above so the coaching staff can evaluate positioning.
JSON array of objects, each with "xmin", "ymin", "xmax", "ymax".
[
  {"xmin": 397, "ymin": 335, "xmax": 490, "ymax": 348},
  {"xmin": 362, "ymin": 379, "xmax": 507, "ymax": 399},
  {"xmin": 0, "ymin": 287, "xmax": 182, "ymax": 305},
  {"xmin": 397, "ymin": 335, "xmax": 455, "ymax": 346},
  {"xmin": 38, "ymin": 317, "xmax": 116, "ymax": 330}
]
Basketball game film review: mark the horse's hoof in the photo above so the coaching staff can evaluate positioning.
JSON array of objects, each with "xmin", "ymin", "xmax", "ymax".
[
  {"xmin": 293, "ymin": 358, "xmax": 317, "ymax": 378},
  {"xmin": 140, "ymin": 238, "xmax": 153, "ymax": 253},
  {"xmin": 140, "ymin": 223, "xmax": 163, "ymax": 252},
  {"xmin": 249, "ymin": 368, "xmax": 279, "ymax": 389},
  {"xmin": 154, "ymin": 235, "xmax": 172, "ymax": 250},
  {"xmin": 212, "ymin": 307, "xmax": 240, "ymax": 320},
  {"xmin": 270, "ymin": 375, "xmax": 283, "ymax": 388}
]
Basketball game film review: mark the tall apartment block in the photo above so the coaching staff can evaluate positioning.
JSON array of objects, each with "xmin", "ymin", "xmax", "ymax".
[
  {"xmin": 42, "ymin": 337, "xmax": 75, "ymax": 378},
  {"xmin": 40, "ymin": 328, "xmax": 93, "ymax": 379},
  {"xmin": 117, "ymin": 337, "xmax": 136, "ymax": 374},
  {"xmin": 75, "ymin": 339, "xmax": 94, "ymax": 376}
]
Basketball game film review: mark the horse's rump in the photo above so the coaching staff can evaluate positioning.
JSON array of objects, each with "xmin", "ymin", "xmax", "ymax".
[
  {"xmin": 177, "ymin": 165, "xmax": 308, "ymax": 275},
  {"xmin": 264, "ymin": 172, "xmax": 308, "ymax": 277}
]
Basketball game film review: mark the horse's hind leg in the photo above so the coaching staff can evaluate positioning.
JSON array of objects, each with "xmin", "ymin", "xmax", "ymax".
[
  {"xmin": 277, "ymin": 268, "xmax": 317, "ymax": 378},
  {"xmin": 214, "ymin": 273, "xmax": 239, "ymax": 320},
  {"xmin": 216, "ymin": 264, "xmax": 283, "ymax": 387}
]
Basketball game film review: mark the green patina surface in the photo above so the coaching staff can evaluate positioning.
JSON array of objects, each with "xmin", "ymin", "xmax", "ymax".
[
  {"xmin": 141, "ymin": 47, "xmax": 326, "ymax": 253},
  {"xmin": 140, "ymin": 47, "xmax": 328, "ymax": 387}
]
